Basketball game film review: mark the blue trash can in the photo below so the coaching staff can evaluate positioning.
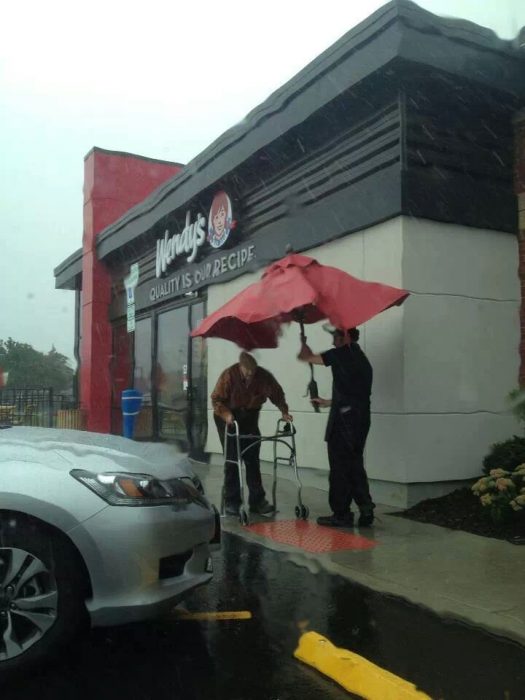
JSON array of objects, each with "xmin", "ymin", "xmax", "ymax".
[{"xmin": 121, "ymin": 389, "xmax": 143, "ymax": 439}]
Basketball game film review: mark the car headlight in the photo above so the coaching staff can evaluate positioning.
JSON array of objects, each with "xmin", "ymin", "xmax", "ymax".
[{"xmin": 70, "ymin": 469, "xmax": 208, "ymax": 508}]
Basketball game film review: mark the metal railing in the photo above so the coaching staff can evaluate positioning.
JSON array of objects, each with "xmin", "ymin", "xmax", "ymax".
[{"xmin": 0, "ymin": 387, "xmax": 85, "ymax": 430}]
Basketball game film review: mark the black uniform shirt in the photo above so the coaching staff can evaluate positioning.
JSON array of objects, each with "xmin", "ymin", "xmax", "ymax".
[{"xmin": 321, "ymin": 342, "xmax": 372, "ymax": 409}]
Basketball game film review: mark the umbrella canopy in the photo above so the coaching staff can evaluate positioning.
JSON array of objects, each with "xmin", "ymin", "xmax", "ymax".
[{"xmin": 191, "ymin": 254, "xmax": 409, "ymax": 349}]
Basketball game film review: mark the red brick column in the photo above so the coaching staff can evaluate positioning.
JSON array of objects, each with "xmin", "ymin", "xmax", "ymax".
[
  {"xmin": 80, "ymin": 149, "xmax": 181, "ymax": 433},
  {"xmin": 515, "ymin": 112, "xmax": 525, "ymax": 386}
]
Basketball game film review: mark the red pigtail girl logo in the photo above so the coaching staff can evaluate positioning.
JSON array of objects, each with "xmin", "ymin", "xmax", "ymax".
[{"xmin": 208, "ymin": 191, "xmax": 235, "ymax": 248}]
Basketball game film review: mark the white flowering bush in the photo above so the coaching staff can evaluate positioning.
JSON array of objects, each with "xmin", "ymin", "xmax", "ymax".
[{"xmin": 472, "ymin": 464, "xmax": 525, "ymax": 525}]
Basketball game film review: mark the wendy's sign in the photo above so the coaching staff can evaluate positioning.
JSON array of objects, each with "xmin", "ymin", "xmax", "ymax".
[
  {"xmin": 155, "ymin": 211, "xmax": 206, "ymax": 276},
  {"xmin": 208, "ymin": 191, "xmax": 235, "ymax": 248},
  {"xmin": 155, "ymin": 191, "xmax": 236, "ymax": 278}
]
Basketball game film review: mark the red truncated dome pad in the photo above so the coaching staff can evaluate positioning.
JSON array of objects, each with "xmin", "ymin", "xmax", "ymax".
[{"xmin": 246, "ymin": 520, "xmax": 377, "ymax": 553}]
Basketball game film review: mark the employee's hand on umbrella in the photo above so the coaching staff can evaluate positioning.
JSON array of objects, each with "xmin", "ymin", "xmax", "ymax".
[
  {"xmin": 281, "ymin": 412, "xmax": 293, "ymax": 422},
  {"xmin": 297, "ymin": 343, "xmax": 313, "ymax": 361},
  {"xmin": 311, "ymin": 397, "xmax": 331, "ymax": 408}
]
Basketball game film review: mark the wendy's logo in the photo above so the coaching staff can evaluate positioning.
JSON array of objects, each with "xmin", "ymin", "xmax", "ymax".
[{"xmin": 208, "ymin": 191, "xmax": 235, "ymax": 248}]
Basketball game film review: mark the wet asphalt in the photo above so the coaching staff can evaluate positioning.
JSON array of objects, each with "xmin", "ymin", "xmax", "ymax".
[{"xmin": 2, "ymin": 532, "xmax": 525, "ymax": 700}]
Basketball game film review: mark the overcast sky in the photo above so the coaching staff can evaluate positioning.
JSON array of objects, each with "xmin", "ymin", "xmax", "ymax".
[{"xmin": 1, "ymin": 0, "xmax": 523, "ymax": 363}]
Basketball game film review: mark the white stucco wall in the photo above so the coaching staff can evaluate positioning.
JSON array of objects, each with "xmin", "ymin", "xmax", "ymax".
[
  {"xmin": 205, "ymin": 216, "xmax": 520, "ymax": 492},
  {"xmin": 398, "ymin": 218, "xmax": 520, "ymax": 482},
  {"xmin": 206, "ymin": 218, "xmax": 405, "ymax": 472}
]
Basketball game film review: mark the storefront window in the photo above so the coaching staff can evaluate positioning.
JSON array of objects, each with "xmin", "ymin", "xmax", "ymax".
[
  {"xmin": 133, "ymin": 318, "xmax": 152, "ymax": 403},
  {"xmin": 157, "ymin": 306, "xmax": 190, "ymax": 446},
  {"xmin": 132, "ymin": 318, "xmax": 153, "ymax": 439},
  {"xmin": 128, "ymin": 302, "xmax": 207, "ymax": 449},
  {"xmin": 190, "ymin": 302, "xmax": 207, "ymax": 456}
]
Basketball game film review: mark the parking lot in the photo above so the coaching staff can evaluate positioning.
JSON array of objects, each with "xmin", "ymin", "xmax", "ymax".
[{"xmin": 2, "ymin": 532, "xmax": 524, "ymax": 700}]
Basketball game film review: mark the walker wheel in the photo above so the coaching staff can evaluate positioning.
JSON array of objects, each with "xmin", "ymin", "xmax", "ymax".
[
  {"xmin": 239, "ymin": 508, "xmax": 249, "ymax": 526},
  {"xmin": 295, "ymin": 505, "xmax": 302, "ymax": 518},
  {"xmin": 301, "ymin": 505, "xmax": 309, "ymax": 520}
]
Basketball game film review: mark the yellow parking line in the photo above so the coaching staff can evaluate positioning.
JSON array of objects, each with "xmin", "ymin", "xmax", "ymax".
[
  {"xmin": 294, "ymin": 631, "xmax": 432, "ymax": 699},
  {"xmin": 173, "ymin": 610, "xmax": 253, "ymax": 621}
]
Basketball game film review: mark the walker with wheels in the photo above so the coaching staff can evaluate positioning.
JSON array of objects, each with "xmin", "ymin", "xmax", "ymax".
[{"xmin": 220, "ymin": 418, "xmax": 309, "ymax": 526}]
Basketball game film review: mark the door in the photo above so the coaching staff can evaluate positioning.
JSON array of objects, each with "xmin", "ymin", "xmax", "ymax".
[
  {"xmin": 156, "ymin": 305, "xmax": 190, "ymax": 447},
  {"xmin": 131, "ymin": 301, "xmax": 207, "ymax": 453}
]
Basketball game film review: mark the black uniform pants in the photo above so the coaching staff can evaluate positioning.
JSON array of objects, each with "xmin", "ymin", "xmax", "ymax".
[
  {"xmin": 214, "ymin": 410, "xmax": 266, "ymax": 508},
  {"xmin": 326, "ymin": 407, "xmax": 372, "ymax": 516}
]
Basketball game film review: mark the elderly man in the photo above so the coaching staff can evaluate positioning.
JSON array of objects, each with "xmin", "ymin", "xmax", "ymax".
[
  {"xmin": 211, "ymin": 352, "xmax": 293, "ymax": 516},
  {"xmin": 298, "ymin": 327, "xmax": 375, "ymax": 527}
]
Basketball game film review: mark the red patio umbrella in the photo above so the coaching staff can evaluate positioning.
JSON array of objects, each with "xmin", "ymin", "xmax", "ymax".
[
  {"xmin": 191, "ymin": 254, "xmax": 409, "ymax": 411},
  {"xmin": 191, "ymin": 253, "xmax": 409, "ymax": 349}
]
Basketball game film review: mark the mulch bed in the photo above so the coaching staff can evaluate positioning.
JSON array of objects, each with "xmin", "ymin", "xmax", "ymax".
[{"xmin": 393, "ymin": 488, "xmax": 525, "ymax": 544}]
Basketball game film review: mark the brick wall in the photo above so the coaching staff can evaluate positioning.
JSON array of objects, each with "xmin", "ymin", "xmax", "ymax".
[{"xmin": 80, "ymin": 149, "xmax": 182, "ymax": 432}]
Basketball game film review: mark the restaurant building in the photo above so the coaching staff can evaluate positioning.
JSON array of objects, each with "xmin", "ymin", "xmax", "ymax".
[{"xmin": 54, "ymin": 0, "xmax": 525, "ymax": 506}]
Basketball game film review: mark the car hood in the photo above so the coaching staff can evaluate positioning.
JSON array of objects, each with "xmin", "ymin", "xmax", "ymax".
[{"xmin": 0, "ymin": 427, "xmax": 195, "ymax": 480}]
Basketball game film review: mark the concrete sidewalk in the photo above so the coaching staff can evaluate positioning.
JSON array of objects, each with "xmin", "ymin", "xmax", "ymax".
[{"xmin": 193, "ymin": 460, "xmax": 525, "ymax": 648}]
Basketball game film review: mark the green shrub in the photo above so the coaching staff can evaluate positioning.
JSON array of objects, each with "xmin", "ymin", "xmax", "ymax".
[
  {"xmin": 472, "ymin": 464, "xmax": 525, "ymax": 526},
  {"xmin": 482, "ymin": 435, "xmax": 525, "ymax": 475}
]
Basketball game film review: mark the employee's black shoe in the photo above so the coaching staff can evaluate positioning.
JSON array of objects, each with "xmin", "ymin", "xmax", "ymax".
[
  {"xmin": 250, "ymin": 499, "xmax": 275, "ymax": 515},
  {"xmin": 358, "ymin": 504, "xmax": 375, "ymax": 527},
  {"xmin": 316, "ymin": 513, "xmax": 354, "ymax": 528}
]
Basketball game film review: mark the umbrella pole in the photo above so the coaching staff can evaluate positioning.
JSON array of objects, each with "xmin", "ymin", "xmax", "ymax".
[{"xmin": 299, "ymin": 322, "xmax": 320, "ymax": 414}]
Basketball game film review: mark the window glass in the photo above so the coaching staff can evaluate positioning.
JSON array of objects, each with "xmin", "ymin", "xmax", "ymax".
[
  {"xmin": 157, "ymin": 306, "xmax": 189, "ymax": 445},
  {"xmin": 133, "ymin": 317, "xmax": 152, "ymax": 403}
]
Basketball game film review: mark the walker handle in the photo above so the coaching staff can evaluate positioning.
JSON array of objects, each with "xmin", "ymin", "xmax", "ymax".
[{"xmin": 277, "ymin": 418, "xmax": 296, "ymax": 435}]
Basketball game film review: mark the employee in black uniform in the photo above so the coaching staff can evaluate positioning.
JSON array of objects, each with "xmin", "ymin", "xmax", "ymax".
[{"xmin": 298, "ymin": 327, "xmax": 375, "ymax": 527}]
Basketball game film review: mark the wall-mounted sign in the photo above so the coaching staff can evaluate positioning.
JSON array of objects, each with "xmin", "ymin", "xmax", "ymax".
[
  {"xmin": 148, "ymin": 243, "xmax": 256, "ymax": 304},
  {"xmin": 124, "ymin": 263, "xmax": 140, "ymax": 304},
  {"xmin": 208, "ymin": 191, "xmax": 235, "ymax": 249},
  {"xmin": 155, "ymin": 191, "xmax": 236, "ymax": 278},
  {"xmin": 124, "ymin": 263, "xmax": 139, "ymax": 332},
  {"xmin": 127, "ymin": 304, "xmax": 136, "ymax": 332},
  {"xmin": 155, "ymin": 211, "xmax": 206, "ymax": 277}
]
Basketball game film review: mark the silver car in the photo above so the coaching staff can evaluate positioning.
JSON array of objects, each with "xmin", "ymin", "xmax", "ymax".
[{"xmin": 0, "ymin": 426, "xmax": 219, "ymax": 674}]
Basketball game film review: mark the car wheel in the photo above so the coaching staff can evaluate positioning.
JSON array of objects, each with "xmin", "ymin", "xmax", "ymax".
[{"xmin": 0, "ymin": 514, "xmax": 86, "ymax": 678}]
